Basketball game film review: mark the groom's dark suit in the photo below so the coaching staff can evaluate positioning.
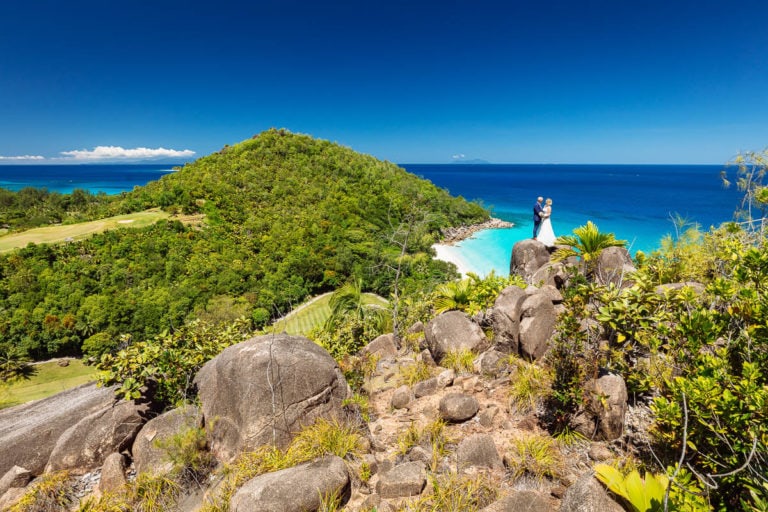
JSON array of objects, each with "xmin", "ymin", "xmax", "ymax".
[{"xmin": 533, "ymin": 201, "xmax": 544, "ymax": 238}]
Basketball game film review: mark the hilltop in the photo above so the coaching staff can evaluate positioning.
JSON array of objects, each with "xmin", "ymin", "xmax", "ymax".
[{"xmin": 0, "ymin": 129, "xmax": 487, "ymax": 360}]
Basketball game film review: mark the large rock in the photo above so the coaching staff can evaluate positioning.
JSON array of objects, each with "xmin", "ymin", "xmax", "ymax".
[
  {"xmin": 595, "ymin": 246, "xmax": 636, "ymax": 287},
  {"xmin": 46, "ymin": 398, "xmax": 152, "ymax": 473},
  {"xmin": 530, "ymin": 261, "xmax": 569, "ymax": 289},
  {"xmin": 0, "ymin": 382, "xmax": 118, "ymax": 477},
  {"xmin": 376, "ymin": 461, "xmax": 427, "ymax": 498},
  {"xmin": 518, "ymin": 292, "xmax": 556, "ymax": 360},
  {"xmin": 194, "ymin": 334, "xmax": 349, "ymax": 461},
  {"xmin": 439, "ymin": 393, "xmax": 479, "ymax": 423},
  {"xmin": 424, "ymin": 310, "xmax": 488, "ymax": 364},
  {"xmin": 587, "ymin": 373, "xmax": 628, "ymax": 441},
  {"xmin": 362, "ymin": 333, "xmax": 398, "ymax": 359},
  {"xmin": 456, "ymin": 433, "xmax": 503, "ymax": 471},
  {"xmin": 132, "ymin": 404, "xmax": 203, "ymax": 475},
  {"xmin": 488, "ymin": 286, "xmax": 528, "ymax": 354},
  {"xmin": 559, "ymin": 472, "xmax": 623, "ymax": 512},
  {"xmin": 98, "ymin": 453, "xmax": 127, "ymax": 494},
  {"xmin": 510, "ymin": 240, "xmax": 551, "ymax": 284},
  {"xmin": 230, "ymin": 455, "xmax": 350, "ymax": 512}
]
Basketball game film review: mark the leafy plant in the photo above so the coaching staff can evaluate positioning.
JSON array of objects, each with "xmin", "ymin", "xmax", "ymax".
[
  {"xmin": 552, "ymin": 221, "xmax": 626, "ymax": 278},
  {"xmin": 97, "ymin": 317, "xmax": 253, "ymax": 406}
]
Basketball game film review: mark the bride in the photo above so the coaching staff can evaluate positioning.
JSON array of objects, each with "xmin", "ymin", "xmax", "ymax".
[{"xmin": 538, "ymin": 198, "xmax": 557, "ymax": 246}]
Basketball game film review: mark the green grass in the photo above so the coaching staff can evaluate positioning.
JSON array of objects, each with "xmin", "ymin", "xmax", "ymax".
[
  {"xmin": 0, "ymin": 359, "xmax": 98, "ymax": 409},
  {"xmin": 268, "ymin": 292, "xmax": 389, "ymax": 336},
  {"xmin": 0, "ymin": 208, "xmax": 174, "ymax": 253}
]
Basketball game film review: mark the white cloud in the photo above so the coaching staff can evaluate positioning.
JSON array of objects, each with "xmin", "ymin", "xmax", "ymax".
[
  {"xmin": 60, "ymin": 146, "xmax": 195, "ymax": 160},
  {"xmin": 0, "ymin": 154, "xmax": 45, "ymax": 161},
  {"xmin": 451, "ymin": 153, "xmax": 466, "ymax": 161}
]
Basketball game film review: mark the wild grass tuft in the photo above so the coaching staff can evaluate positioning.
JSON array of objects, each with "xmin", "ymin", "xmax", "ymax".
[
  {"xmin": 408, "ymin": 472, "xmax": 498, "ymax": 512},
  {"xmin": 508, "ymin": 357, "xmax": 552, "ymax": 413},
  {"xmin": 342, "ymin": 393, "xmax": 370, "ymax": 422},
  {"xmin": 200, "ymin": 418, "xmax": 363, "ymax": 512},
  {"xmin": 441, "ymin": 349, "xmax": 476, "ymax": 374},
  {"xmin": 10, "ymin": 471, "xmax": 72, "ymax": 512},
  {"xmin": 395, "ymin": 419, "xmax": 452, "ymax": 470},
  {"xmin": 154, "ymin": 424, "xmax": 214, "ymax": 484},
  {"xmin": 399, "ymin": 360, "xmax": 433, "ymax": 386},
  {"xmin": 507, "ymin": 433, "xmax": 564, "ymax": 481}
]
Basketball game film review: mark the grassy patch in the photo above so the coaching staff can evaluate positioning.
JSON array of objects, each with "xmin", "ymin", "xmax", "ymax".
[
  {"xmin": 269, "ymin": 292, "xmax": 388, "ymax": 336},
  {"xmin": 0, "ymin": 359, "xmax": 98, "ymax": 409},
  {"xmin": 0, "ymin": 208, "xmax": 189, "ymax": 253}
]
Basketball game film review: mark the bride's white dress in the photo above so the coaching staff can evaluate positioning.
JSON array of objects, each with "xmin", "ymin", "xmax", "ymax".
[{"xmin": 538, "ymin": 207, "xmax": 557, "ymax": 246}]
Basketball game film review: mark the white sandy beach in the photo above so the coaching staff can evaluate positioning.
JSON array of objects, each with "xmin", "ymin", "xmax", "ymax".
[{"xmin": 432, "ymin": 243, "xmax": 476, "ymax": 277}]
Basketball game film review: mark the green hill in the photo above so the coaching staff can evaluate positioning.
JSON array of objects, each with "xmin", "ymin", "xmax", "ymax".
[{"xmin": 0, "ymin": 129, "xmax": 487, "ymax": 360}]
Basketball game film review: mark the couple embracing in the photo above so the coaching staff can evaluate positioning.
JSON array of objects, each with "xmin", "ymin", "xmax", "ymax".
[{"xmin": 532, "ymin": 196, "xmax": 557, "ymax": 246}]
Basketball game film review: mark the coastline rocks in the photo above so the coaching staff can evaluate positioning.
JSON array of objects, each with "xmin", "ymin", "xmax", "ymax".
[
  {"xmin": 425, "ymin": 311, "xmax": 488, "ymax": 364},
  {"xmin": 194, "ymin": 333, "xmax": 350, "ymax": 461},
  {"xmin": 440, "ymin": 218, "xmax": 514, "ymax": 244}
]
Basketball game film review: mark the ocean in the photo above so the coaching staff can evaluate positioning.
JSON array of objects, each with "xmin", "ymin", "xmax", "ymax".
[
  {"xmin": 0, "ymin": 163, "xmax": 743, "ymax": 276},
  {"xmin": 404, "ymin": 164, "xmax": 742, "ymax": 276},
  {"xmin": 0, "ymin": 164, "xmax": 177, "ymax": 195}
]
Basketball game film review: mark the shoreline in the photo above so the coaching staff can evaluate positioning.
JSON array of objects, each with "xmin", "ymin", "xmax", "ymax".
[
  {"xmin": 433, "ymin": 217, "xmax": 515, "ymax": 277},
  {"xmin": 439, "ymin": 217, "xmax": 514, "ymax": 245}
]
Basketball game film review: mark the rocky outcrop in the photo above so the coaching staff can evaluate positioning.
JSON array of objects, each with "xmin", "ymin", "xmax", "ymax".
[
  {"xmin": 230, "ymin": 456, "xmax": 350, "ymax": 512},
  {"xmin": 132, "ymin": 404, "xmax": 203, "ymax": 475},
  {"xmin": 559, "ymin": 472, "xmax": 623, "ymax": 512},
  {"xmin": 510, "ymin": 240, "xmax": 551, "ymax": 284},
  {"xmin": 363, "ymin": 333, "xmax": 399, "ymax": 359},
  {"xmin": 588, "ymin": 373, "xmax": 628, "ymax": 441},
  {"xmin": 0, "ymin": 382, "xmax": 118, "ymax": 477},
  {"xmin": 531, "ymin": 261, "xmax": 569, "ymax": 288},
  {"xmin": 488, "ymin": 285, "xmax": 528, "ymax": 354},
  {"xmin": 194, "ymin": 333, "xmax": 350, "ymax": 461},
  {"xmin": 98, "ymin": 453, "xmax": 127, "ymax": 494},
  {"xmin": 519, "ymin": 292, "xmax": 556, "ymax": 360},
  {"xmin": 595, "ymin": 246, "xmax": 636, "ymax": 287},
  {"xmin": 46, "ymin": 398, "xmax": 152, "ymax": 474},
  {"xmin": 440, "ymin": 218, "xmax": 514, "ymax": 244},
  {"xmin": 424, "ymin": 310, "xmax": 488, "ymax": 363}
]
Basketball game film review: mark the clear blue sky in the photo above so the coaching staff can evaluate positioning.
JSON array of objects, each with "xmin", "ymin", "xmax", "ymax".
[{"xmin": 1, "ymin": 0, "xmax": 767, "ymax": 164}]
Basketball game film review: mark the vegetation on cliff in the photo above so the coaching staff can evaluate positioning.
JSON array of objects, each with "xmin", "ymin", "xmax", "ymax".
[{"xmin": 0, "ymin": 129, "xmax": 487, "ymax": 361}]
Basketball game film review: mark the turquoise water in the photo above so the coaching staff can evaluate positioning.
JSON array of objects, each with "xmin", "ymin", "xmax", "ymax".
[{"xmin": 403, "ymin": 164, "xmax": 742, "ymax": 276}]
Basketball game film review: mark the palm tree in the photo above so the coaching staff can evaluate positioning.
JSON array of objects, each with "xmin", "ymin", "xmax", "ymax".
[
  {"xmin": 0, "ymin": 345, "xmax": 32, "ymax": 383},
  {"xmin": 324, "ymin": 278, "xmax": 388, "ymax": 332},
  {"xmin": 433, "ymin": 278, "xmax": 473, "ymax": 314},
  {"xmin": 552, "ymin": 221, "xmax": 626, "ymax": 278}
]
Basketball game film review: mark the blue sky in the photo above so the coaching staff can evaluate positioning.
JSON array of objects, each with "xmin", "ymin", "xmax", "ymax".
[{"xmin": 1, "ymin": 0, "xmax": 766, "ymax": 164}]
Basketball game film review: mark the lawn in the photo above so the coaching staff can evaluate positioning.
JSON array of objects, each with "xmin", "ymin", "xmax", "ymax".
[
  {"xmin": 268, "ymin": 292, "xmax": 389, "ymax": 336},
  {"xmin": 0, "ymin": 359, "xmax": 98, "ymax": 410},
  {"xmin": 0, "ymin": 208, "xmax": 173, "ymax": 253}
]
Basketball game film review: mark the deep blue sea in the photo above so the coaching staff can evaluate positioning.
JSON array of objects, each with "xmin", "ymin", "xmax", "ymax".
[
  {"xmin": 0, "ymin": 163, "xmax": 742, "ymax": 276},
  {"xmin": 403, "ymin": 164, "xmax": 742, "ymax": 276},
  {"xmin": 0, "ymin": 164, "xmax": 176, "ymax": 195}
]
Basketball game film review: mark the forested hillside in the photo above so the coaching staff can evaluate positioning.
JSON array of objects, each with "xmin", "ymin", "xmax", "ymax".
[{"xmin": 0, "ymin": 129, "xmax": 487, "ymax": 359}]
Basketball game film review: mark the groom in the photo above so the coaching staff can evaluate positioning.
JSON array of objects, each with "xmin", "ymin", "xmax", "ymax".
[{"xmin": 532, "ymin": 196, "xmax": 544, "ymax": 239}]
